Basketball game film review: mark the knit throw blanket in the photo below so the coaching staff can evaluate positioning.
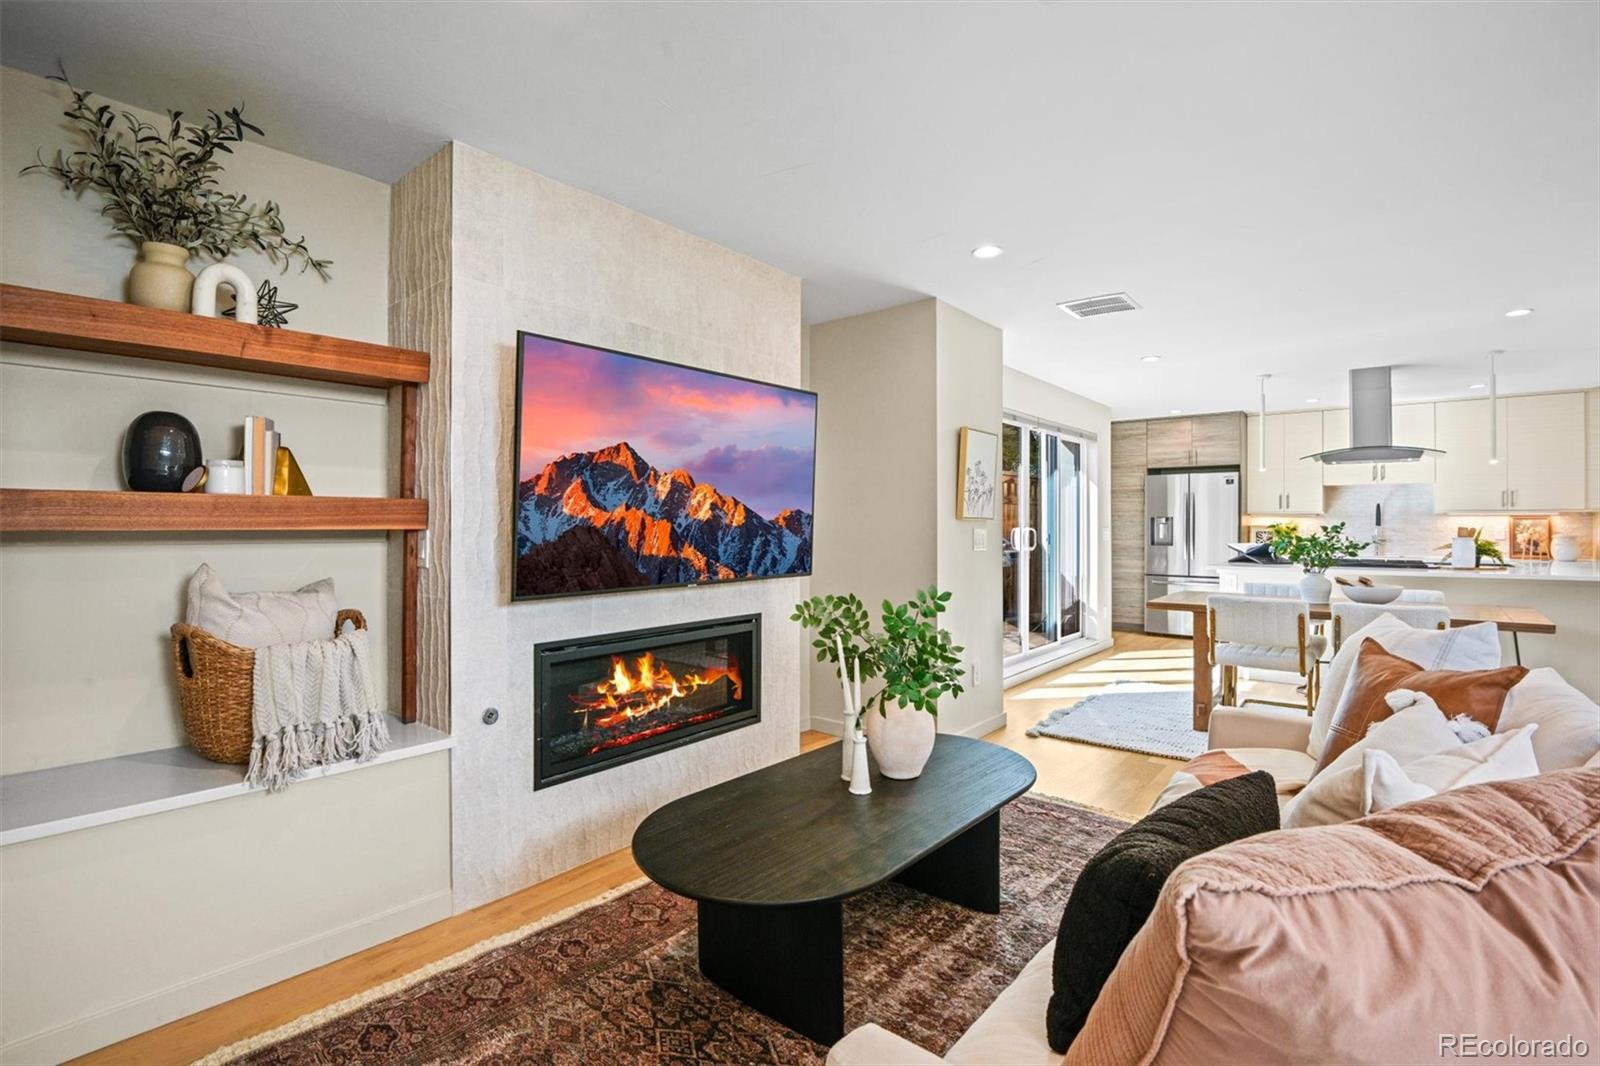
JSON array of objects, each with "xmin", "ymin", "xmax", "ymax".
[{"xmin": 247, "ymin": 627, "xmax": 390, "ymax": 792}]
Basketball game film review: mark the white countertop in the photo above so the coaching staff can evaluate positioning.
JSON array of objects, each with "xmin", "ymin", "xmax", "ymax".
[{"xmin": 1214, "ymin": 560, "xmax": 1600, "ymax": 583}]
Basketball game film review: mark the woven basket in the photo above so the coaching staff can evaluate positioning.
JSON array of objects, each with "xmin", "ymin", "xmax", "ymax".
[{"xmin": 170, "ymin": 609, "xmax": 366, "ymax": 765}]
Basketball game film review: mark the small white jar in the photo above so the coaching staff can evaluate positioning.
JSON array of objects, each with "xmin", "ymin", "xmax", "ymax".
[
  {"xmin": 1551, "ymin": 534, "xmax": 1579, "ymax": 562},
  {"xmin": 204, "ymin": 459, "xmax": 246, "ymax": 495}
]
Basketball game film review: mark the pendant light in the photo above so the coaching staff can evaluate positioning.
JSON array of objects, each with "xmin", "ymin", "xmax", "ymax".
[
  {"xmin": 1257, "ymin": 374, "xmax": 1271, "ymax": 472},
  {"xmin": 1487, "ymin": 350, "xmax": 1502, "ymax": 465}
]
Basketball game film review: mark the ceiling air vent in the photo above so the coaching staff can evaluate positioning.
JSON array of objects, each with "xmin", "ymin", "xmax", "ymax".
[{"xmin": 1057, "ymin": 292, "xmax": 1141, "ymax": 319}]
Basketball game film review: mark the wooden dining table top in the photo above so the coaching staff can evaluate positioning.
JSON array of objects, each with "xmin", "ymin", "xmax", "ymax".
[{"xmin": 1145, "ymin": 590, "xmax": 1557, "ymax": 635}]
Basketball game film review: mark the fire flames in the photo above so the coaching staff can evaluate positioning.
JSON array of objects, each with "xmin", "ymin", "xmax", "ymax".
[{"xmin": 571, "ymin": 651, "xmax": 743, "ymax": 731}]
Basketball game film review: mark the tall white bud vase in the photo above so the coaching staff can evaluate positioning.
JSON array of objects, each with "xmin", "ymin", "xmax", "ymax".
[
  {"xmin": 840, "ymin": 714, "xmax": 855, "ymax": 780},
  {"xmin": 848, "ymin": 730, "xmax": 872, "ymax": 796}
]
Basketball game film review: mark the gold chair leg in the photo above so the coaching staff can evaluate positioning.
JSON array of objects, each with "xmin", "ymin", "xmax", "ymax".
[{"xmin": 1305, "ymin": 662, "xmax": 1316, "ymax": 715}]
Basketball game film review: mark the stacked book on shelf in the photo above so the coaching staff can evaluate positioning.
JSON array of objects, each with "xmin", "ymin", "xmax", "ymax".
[{"xmin": 242, "ymin": 415, "xmax": 278, "ymax": 495}]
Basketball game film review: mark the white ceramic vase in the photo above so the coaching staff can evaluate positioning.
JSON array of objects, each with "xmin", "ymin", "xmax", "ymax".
[
  {"xmin": 1299, "ymin": 572, "xmax": 1333, "ymax": 604},
  {"xmin": 128, "ymin": 241, "xmax": 195, "ymax": 311},
  {"xmin": 1551, "ymin": 535, "xmax": 1579, "ymax": 562},
  {"xmin": 862, "ymin": 702, "xmax": 937, "ymax": 779}
]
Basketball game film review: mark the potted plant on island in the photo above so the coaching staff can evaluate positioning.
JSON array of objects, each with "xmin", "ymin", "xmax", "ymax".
[
  {"xmin": 792, "ymin": 587, "xmax": 966, "ymax": 787},
  {"xmin": 1268, "ymin": 521, "xmax": 1370, "ymax": 603},
  {"xmin": 23, "ymin": 82, "xmax": 331, "ymax": 311}
]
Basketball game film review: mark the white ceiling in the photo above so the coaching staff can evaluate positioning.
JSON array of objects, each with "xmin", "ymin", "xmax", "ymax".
[{"xmin": 3, "ymin": 1, "xmax": 1596, "ymax": 418}]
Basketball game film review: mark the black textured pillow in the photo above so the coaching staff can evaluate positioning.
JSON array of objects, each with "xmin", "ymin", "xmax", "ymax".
[{"xmin": 1045, "ymin": 771, "xmax": 1279, "ymax": 1053}]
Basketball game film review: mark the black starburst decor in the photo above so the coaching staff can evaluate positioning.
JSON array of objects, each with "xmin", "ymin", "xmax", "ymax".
[{"xmin": 223, "ymin": 279, "xmax": 298, "ymax": 328}]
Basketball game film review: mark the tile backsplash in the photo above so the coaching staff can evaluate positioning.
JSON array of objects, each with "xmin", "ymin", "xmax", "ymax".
[{"xmin": 1246, "ymin": 483, "xmax": 1598, "ymax": 560}]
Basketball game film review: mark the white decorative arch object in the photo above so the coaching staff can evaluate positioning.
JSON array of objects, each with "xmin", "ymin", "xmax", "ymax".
[{"xmin": 191, "ymin": 263, "xmax": 258, "ymax": 324}]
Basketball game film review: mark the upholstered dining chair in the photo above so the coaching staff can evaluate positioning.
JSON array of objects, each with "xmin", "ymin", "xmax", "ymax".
[
  {"xmin": 1330, "ymin": 599, "xmax": 1450, "ymax": 653},
  {"xmin": 1243, "ymin": 582, "xmax": 1301, "ymax": 598},
  {"xmin": 1206, "ymin": 594, "xmax": 1326, "ymax": 713}
]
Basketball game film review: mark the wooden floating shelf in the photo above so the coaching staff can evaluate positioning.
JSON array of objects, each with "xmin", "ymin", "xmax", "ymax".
[
  {"xmin": 0, "ymin": 283, "xmax": 429, "ymax": 388},
  {"xmin": 0, "ymin": 489, "xmax": 427, "ymax": 533}
]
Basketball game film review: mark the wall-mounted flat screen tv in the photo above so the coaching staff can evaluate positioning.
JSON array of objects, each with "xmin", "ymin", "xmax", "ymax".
[{"xmin": 512, "ymin": 331, "xmax": 817, "ymax": 601}]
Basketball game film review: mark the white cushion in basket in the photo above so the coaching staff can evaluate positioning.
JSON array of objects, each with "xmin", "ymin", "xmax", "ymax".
[
  {"xmin": 1360, "ymin": 725, "xmax": 1540, "ymax": 814},
  {"xmin": 1307, "ymin": 616, "xmax": 1501, "ymax": 761},
  {"xmin": 1284, "ymin": 696, "xmax": 1464, "ymax": 828},
  {"xmin": 1497, "ymin": 668, "xmax": 1600, "ymax": 771},
  {"xmin": 185, "ymin": 563, "xmax": 337, "ymax": 648}
]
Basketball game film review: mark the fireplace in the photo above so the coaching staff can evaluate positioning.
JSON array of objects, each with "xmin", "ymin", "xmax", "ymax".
[{"xmin": 534, "ymin": 615, "xmax": 760, "ymax": 788}]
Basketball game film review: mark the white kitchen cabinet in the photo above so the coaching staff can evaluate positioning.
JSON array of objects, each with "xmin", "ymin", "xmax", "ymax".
[
  {"xmin": 1245, "ymin": 412, "xmax": 1323, "ymax": 514},
  {"xmin": 1433, "ymin": 394, "xmax": 1587, "ymax": 512},
  {"xmin": 1321, "ymin": 403, "xmax": 1436, "ymax": 486},
  {"xmin": 1506, "ymin": 393, "xmax": 1586, "ymax": 511},
  {"xmin": 1588, "ymin": 390, "xmax": 1600, "ymax": 510}
]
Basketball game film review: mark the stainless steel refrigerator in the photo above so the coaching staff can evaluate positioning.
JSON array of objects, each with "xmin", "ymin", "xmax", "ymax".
[{"xmin": 1144, "ymin": 470, "xmax": 1241, "ymax": 637}]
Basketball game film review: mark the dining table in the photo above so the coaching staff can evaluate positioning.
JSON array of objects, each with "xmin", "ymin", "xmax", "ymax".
[{"xmin": 1144, "ymin": 590, "xmax": 1558, "ymax": 731}]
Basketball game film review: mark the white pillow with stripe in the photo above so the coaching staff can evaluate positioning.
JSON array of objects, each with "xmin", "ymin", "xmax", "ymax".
[{"xmin": 185, "ymin": 563, "xmax": 337, "ymax": 648}]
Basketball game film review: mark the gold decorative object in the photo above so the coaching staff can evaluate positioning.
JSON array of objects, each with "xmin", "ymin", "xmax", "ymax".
[{"xmin": 273, "ymin": 446, "xmax": 313, "ymax": 496}]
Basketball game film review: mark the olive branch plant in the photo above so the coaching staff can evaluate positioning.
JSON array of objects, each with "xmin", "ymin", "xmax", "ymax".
[
  {"xmin": 792, "ymin": 587, "xmax": 967, "ymax": 731},
  {"xmin": 22, "ymin": 77, "xmax": 331, "ymax": 279}
]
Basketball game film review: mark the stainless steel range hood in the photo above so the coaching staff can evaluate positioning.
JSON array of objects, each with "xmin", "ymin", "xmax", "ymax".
[{"xmin": 1304, "ymin": 366, "xmax": 1446, "ymax": 464}]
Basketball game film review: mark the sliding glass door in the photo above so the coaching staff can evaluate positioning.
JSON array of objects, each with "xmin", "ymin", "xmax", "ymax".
[{"xmin": 1003, "ymin": 418, "xmax": 1087, "ymax": 670}]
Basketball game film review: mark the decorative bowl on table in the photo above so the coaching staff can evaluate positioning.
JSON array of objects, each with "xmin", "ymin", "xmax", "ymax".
[{"xmin": 1340, "ymin": 583, "xmax": 1403, "ymax": 605}]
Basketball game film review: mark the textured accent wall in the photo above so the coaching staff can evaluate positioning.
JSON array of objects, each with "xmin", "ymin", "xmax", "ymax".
[
  {"xmin": 389, "ymin": 147, "xmax": 453, "ymax": 733},
  {"xmin": 394, "ymin": 143, "xmax": 806, "ymax": 911}
]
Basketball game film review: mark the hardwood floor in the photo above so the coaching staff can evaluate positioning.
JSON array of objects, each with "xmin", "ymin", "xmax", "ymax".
[
  {"xmin": 78, "ymin": 639, "xmax": 1225, "ymax": 1063},
  {"xmin": 986, "ymin": 631, "xmax": 1189, "ymax": 819}
]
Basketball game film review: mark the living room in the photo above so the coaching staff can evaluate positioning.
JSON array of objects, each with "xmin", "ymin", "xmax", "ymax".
[{"xmin": 0, "ymin": 3, "xmax": 1595, "ymax": 1064}]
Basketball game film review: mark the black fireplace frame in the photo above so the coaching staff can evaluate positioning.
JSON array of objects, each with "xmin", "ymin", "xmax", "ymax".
[{"xmin": 533, "ymin": 614, "xmax": 761, "ymax": 789}]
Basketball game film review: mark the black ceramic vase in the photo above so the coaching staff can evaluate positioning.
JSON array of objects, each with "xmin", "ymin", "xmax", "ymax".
[{"xmin": 123, "ymin": 411, "xmax": 203, "ymax": 492}]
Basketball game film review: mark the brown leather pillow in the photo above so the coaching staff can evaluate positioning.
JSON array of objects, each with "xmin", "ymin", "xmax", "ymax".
[{"xmin": 1314, "ymin": 638, "xmax": 1527, "ymax": 772}]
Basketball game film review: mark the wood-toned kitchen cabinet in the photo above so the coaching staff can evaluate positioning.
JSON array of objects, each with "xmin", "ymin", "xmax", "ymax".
[
  {"xmin": 1110, "ymin": 420, "xmax": 1148, "ymax": 629},
  {"xmin": 1245, "ymin": 412, "xmax": 1323, "ymax": 515},
  {"xmin": 1143, "ymin": 413, "xmax": 1241, "ymax": 468},
  {"xmin": 1144, "ymin": 418, "xmax": 1192, "ymax": 467},
  {"xmin": 1434, "ymin": 394, "xmax": 1586, "ymax": 512},
  {"xmin": 1321, "ymin": 403, "xmax": 1436, "ymax": 486},
  {"xmin": 1192, "ymin": 412, "xmax": 1243, "ymax": 465}
]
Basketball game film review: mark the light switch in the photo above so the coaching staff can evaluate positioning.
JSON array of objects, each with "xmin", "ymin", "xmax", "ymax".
[{"xmin": 973, "ymin": 527, "xmax": 988, "ymax": 551}]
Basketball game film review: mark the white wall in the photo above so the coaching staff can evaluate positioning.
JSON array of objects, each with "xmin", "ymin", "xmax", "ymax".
[
  {"xmin": 396, "ymin": 143, "xmax": 808, "ymax": 912},
  {"xmin": 808, "ymin": 299, "xmax": 1005, "ymax": 737},
  {"xmin": 0, "ymin": 67, "xmax": 398, "ymax": 766},
  {"xmin": 935, "ymin": 303, "xmax": 1004, "ymax": 735},
  {"xmin": 1002, "ymin": 367, "xmax": 1115, "ymax": 652}
]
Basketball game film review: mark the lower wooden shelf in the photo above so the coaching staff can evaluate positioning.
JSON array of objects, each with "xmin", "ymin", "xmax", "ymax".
[
  {"xmin": 0, "ymin": 719, "xmax": 454, "ymax": 846},
  {"xmin": 0, "ymin": 488, "xmax": 427, "ymax": 532}
]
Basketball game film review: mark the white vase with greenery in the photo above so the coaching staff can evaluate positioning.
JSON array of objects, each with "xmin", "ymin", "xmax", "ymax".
[
  {"xmin": 23, "ymin": 81, "xmax": 331, "ymax": 310},
  {"xmin": 1269, "ymin": 522, "xmax": 1369, "ymax": 604},
  {"xmin": 793, "ymin": 587, "xmax": 967, "ymax": 784}
]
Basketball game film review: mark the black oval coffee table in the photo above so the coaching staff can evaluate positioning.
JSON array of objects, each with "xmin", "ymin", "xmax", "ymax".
[{"xmin": 632, "ymin": 734, "xmax": 1036, "ymax": 1044}]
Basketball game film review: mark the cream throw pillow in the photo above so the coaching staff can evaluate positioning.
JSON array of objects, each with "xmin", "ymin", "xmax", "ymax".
[
  {"xmin": 185, "ymin": 563, "xmax": 337, "ymax": 648},
  {"xmin": 1497, "ymin": 668, "xmax": 1600, "ymax": 771},
  {"xmin": 1361, "ymin": 725, "xmax": 1541, "ymax": 814},
  {"xmin": 1283, "ymin": 694, "xmax": 1463, "ymax": 828},
  {"xmin": 1308, "ymin": 617, "xmax": 1501, "ymax": 761}
]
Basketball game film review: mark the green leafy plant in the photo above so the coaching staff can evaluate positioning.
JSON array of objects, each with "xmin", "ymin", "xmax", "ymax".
[
  {"xmin": 1435, "ymin": 530, "xmax": 1505, "ymax": 565},
  {"xmin": 23, "ymin": 82, "xmax": 331, "ymax": 278},
  {"xmin": 1269, "ymin": 521, "xmax": 1369, "ymax": 573},
  {"xmin": 792, "ymin": 587, "xmax": 966, "ymax": 720}
]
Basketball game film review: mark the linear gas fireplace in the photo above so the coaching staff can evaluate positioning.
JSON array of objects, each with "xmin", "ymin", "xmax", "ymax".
[{"xmin": 534, "ymin": 615, "xmax": 760, "ymax": 789}]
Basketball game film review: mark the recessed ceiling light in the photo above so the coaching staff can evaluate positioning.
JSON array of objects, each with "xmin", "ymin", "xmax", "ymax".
[
  {"xmin": 1169, "ymin": 408, "xmax": 1182, "ymax": 415},
  {"xmin": 1141, "ymin": 355, "xmax": 1161, "ymax": 363},
  {"xmin": 1469, "ymin": 382, "xmax": 1486, "ymax": 390},
  {"xmin": 971, "ymin": 244, "xmax": 1003, "ymax": 260},
  {"xmin": 1305, "ymin": 398, "xmax": 1318, "ymax": 404},
  {"xmin": 1504, "ymin": 307, "xmax": 1534, "ymax": 318}
]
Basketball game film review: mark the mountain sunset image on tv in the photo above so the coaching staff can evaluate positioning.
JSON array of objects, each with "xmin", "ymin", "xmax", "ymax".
[{"xmin": 512, "ymin": 332, "xmax": 818, "ymax": 600}]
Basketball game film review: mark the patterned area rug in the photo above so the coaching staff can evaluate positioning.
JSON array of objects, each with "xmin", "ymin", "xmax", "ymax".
[
  {"xmin": 207, "ymin": 795, "xmax": 1126, "ymax": 1065},
  {"xmin": 1026, "ymin": 683, "xmax": 1207, "ymax": 760}
]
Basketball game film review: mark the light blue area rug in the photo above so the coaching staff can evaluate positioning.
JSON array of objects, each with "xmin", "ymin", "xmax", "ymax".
[{"xmin": 1025, "ymin": 683, "xmax": 1206, "ymax": 760}]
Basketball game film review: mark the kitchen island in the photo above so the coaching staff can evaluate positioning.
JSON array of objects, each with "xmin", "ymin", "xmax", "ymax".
[{"xmin": 1214, "ymin": 561, "xmax": 1600, "ymax": 696}]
